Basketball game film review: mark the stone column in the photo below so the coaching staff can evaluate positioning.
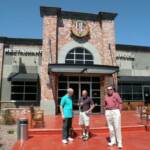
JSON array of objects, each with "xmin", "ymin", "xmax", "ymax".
[
  {"xmin": 100, "ymin": 18, "xmax": 118, "ymax": 90},
  {"xmin": 99, "ymin": 13, "xmax": 118, "ymax": 113},
  {"xmin": 100, "ymin": 13, "xmax": 117, "ymax": 66},
  {"xmin": 40, "ymin": 7, "xmax": 60, "ymax": 115},
  {"xmin": 100, "ymin": 75, "xmax": 114, "ymax": 113}
]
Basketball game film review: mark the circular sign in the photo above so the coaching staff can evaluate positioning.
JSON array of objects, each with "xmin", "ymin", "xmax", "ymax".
[{"xmin": 71, "ymin": 20, "xmax": 90, "ymax": 38}]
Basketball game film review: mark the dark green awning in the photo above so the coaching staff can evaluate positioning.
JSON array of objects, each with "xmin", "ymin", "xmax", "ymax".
[
  {"xmin": 8, "ymin": 73, "xmax": 39, "ymax": 82},
  {"xmin": 118, "ymin": 76, "xmax": 150, "ymax": 83},
  {"xmin": 48, "ymin": 64, "xmax": 119, "ymax": 74}
]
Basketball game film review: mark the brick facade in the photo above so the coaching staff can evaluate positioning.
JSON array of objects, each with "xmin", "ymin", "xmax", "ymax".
[
  {"xmin": 58, "ymin": 18, "xmax": 116, "ymax": 66},
  {"xmin": 40, "ymin": 7, "xmax": 118, "ymax": 114},
  {"xmin": 40, "ymin": 15, "xmax": 58, "ymax": 101}
]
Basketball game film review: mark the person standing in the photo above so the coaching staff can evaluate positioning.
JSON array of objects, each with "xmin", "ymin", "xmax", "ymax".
[
  {"xmin": 78, "ymin": 90, "xmax": 95, "ymax": 140},
  {"xmin": 104, "ymin": 86, "xmax": 123, "ymax": 149},
  {"xmin": 60, "ymin": 88, "xmax": 74, "ymax": 144}
]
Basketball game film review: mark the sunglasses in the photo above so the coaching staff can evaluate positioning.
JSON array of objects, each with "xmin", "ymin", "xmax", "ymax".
[{"xmin": 107, "ymin": 88, "xmax": 113, "ymax": 90}]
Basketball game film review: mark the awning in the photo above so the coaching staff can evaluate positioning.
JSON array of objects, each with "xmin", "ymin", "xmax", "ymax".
[
  {"xmin": 8, "ymin": 73, "xmax": 39, "ymax": 82},
  {"xmin": 118, "ymin": 76, "xmax": 150, "ymax": 83},
  {"xmin": 48, "ymin": 64, "xmax": 119, "ymax": 74}
]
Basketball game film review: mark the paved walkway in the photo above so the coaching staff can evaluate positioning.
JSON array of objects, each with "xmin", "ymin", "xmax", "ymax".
[
  {"xmin": 12, "ymin": 131, "xmax": 150, "ymax": 150},
  {"xmin": 28, "ymin": 111, "xmax": 144, "ymax": 130},
  {"xmin": 12, "ymin": 111, "xmax": 150, "ymax": 150}
]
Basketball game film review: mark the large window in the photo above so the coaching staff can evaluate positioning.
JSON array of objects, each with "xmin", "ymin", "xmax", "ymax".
[
  {"xmin": 11, "ymin": 81, "xmax": 39, "ymax": 101},
  {"xmin": 58, "ymin": 76, "xmax": 101, "ymax": 113},
  {"xmin": 65, "ymin": 47, "xmax": 94, "ymax": 65},
  {"xmin": 118, "ymin": 84, "xmax": 143, "ymax": 101}
]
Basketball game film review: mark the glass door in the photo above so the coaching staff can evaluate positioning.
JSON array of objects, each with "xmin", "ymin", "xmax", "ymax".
[
  {"xmin": 80, "ymin": 83, "xmax": 90, "ymax": 97},
  {"xmin": 69, "ymin": 83, "xmax": 79, "ymax": 110},
  {"xmin": 143, "ymin": 86, "xmax": 150, "ymax": 105},
  {"xmin": 58, "ymin": 76, "xmax": 101, "ymax": 113}
]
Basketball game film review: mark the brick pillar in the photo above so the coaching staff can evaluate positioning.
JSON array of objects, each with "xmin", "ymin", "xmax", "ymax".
[
  {"xmin": 100, "ymin": 75, "xmax": 114, "ymax": 113},
  {"xmin": 101, "ymin": 19, "xmax": 118, "ymax": 90},
  {"xmin": 0, "ymin": 43, "xmax": 4, "ymax": 102},
  {"xmin": 40, "ymin": 7, "xmax": 60, "ymax": 115},
  {"xmin": 101, "ymin": 19, "xmax": 117, "ymax": 66},
  {"xmin": 100, "ymin": 14, "xmax": 118, "ymax": 113}
]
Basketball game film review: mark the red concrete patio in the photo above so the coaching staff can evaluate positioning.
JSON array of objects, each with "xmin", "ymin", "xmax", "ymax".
[
  {"xmin": 12, "ymin": 131, "xmax": 150, "ymax": 150},
  {"xmin": 30, "ymin": 111, "xmax": 142, "ymax": 129},
  {"xmin": 28, "ymin": 111, "xmax": 148, "ymax": 135},
  {"xmin": 12, "ymin": 111, "xmax": 150, "ymax": 150}
]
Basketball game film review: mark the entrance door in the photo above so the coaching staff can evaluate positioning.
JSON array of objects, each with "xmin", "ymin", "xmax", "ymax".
[
  {"xmin": 69, "ymin": 83, "xmax": 79, "ymax": 110},
  {"xmin": 143, "ymin": 86, "xmax": 150, "ymax": 105},
  {"xmin": 58, "ymin": 76, "xmax": 101, "ymax": 113},
  {"xmin": 69, "ymin": 83, "xmax": 91, "ymax": 111},
  {"xmin": 80, "ymin": 83, "xmax": 91, "ymax": 97}
]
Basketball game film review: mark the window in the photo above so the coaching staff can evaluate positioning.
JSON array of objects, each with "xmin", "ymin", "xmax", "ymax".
[
  {"xmin": 118, "ymin": 84, "xmax": 143, "ymax": 101},
  {"xmin": 65, "ymin": 47, "xmax": 94, "ymax": 65},
  {"xmin": 58, "ymin": 76, "xmax": 101, "ymax": 113},
  {"xmin": 11, "ymin": 81, "xmax": 39, "ymax": 101}
]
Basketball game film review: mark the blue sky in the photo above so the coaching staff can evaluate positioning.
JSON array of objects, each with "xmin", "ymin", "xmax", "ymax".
[{"xmin": 0, "ymin": 0, "xmax": 150, "ymax": 46}]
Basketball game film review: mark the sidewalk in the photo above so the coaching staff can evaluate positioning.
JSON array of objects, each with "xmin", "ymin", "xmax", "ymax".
[
  {"xmin": 12, "ymin": 131, "xmax": 150, "ymax": 150},
  {"xmin": 12, "ymin": 111, "xmax": 150, "ymax": 150}
]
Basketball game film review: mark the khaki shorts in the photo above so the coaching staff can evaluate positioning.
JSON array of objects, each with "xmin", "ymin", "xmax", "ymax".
[{"xmin": 79, "ymin": 112, "xmax": 90, "ymax": 126}]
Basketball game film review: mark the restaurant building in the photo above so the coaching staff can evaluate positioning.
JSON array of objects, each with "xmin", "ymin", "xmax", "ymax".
[{"xmin": 0, "ymin": 6, "xmax": 150, "ymax": 115}]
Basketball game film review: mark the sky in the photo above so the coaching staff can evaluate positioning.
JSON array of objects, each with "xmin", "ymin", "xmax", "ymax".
[{"xmin": 0, "ymin": 0, "xmax": 150, "ymax": 46}]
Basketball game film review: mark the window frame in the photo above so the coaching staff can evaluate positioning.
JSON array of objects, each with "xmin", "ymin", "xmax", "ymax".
[
  {"xmin": 65, "ymin": 47, "xmax": 94, "ymax": 65},
  {"xmin": 11, "ymin": 81, "xmax": 39, "ymax": 102},
  {"xmin": 118, "ymin": 83, "xmax": 143, "ymax": 101}
]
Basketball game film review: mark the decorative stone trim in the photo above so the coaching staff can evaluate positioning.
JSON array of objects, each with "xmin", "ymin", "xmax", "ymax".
[{"xmin": 58, "ymin": 41, "xmax": 101, "ymax": 64}]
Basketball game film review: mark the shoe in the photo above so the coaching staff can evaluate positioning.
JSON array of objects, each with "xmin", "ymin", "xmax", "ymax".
[
  {"xmin": 62, "ymin": 139, "xmax": 68, "ymax": 144},
  {"xmin": 83, "ymin": 134, "xmax": 89, "ymax": 141},
  {"xmin": 118, "ymin": 144, "xmax": 123, "ymax": 149},
  {"xmin": 108, "ymin": 142, "xmax": 116, "ymax": 146},
  {"xmin": 80, "ymin": 134, "xmax": 86, "ymax": 139},
  {"xmin": 118, "ymin": 146, "xmax": 123, "ymax": 149},
  {"xmin": 68, "ymin": 137, "xmax": 74, "ymax": 142}
]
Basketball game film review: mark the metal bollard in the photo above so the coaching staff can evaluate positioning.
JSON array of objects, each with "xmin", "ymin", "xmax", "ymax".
[{"xmin": 17, "ymin": 118, "xmax": 28, "ymax": 141}]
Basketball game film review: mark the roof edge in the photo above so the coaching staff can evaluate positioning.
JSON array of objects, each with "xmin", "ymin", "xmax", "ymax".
[
  {"xmin": 0, "ymin": 37, "xmax": 42, "ymax": 46},
  {"xmin": 116, "ymin": 44, "xmax": 150, "ymax": 51},
  {"xmin": 40, "ymin": 6, "xmax": 117, "ymax": 20},
  {"xmin": 40, "ymin": 6, "xmax": 61, "ymax": 17},
  {"xmin": 99, "ymin": 12, "xmax": 118, "ymax": 20}
]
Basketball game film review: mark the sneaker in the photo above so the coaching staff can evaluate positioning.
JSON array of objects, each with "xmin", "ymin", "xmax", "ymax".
[
  {"xmin": 80, "ymin": 132, "xmax": 86, "ymax": 138},
  {"xmin": 83, "ymin": 134, "xmax": 89, "ymax": 141},
  {"xmin": 108, "ymin": 142, "xmax": 116, "ymax": 146},
  {"xmin": 68, "ymin": 137, "xmax": 74, "ymax": 142},
  {"xmin": 118, "ymin": 144, "xmax": 123, "ymax": 149},
  {"xmin": 80, "ymin": 134, "xmax": 86, "ymax": 139},
  {"xmin": 62, "ymin": 139, "xmax": 68, "ymax": 144}
]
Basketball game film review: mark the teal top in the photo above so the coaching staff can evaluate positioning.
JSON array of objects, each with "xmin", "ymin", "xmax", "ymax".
[{"xmin": 60, "ymin": 95, "xmax": 73, "ymax": 118}]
